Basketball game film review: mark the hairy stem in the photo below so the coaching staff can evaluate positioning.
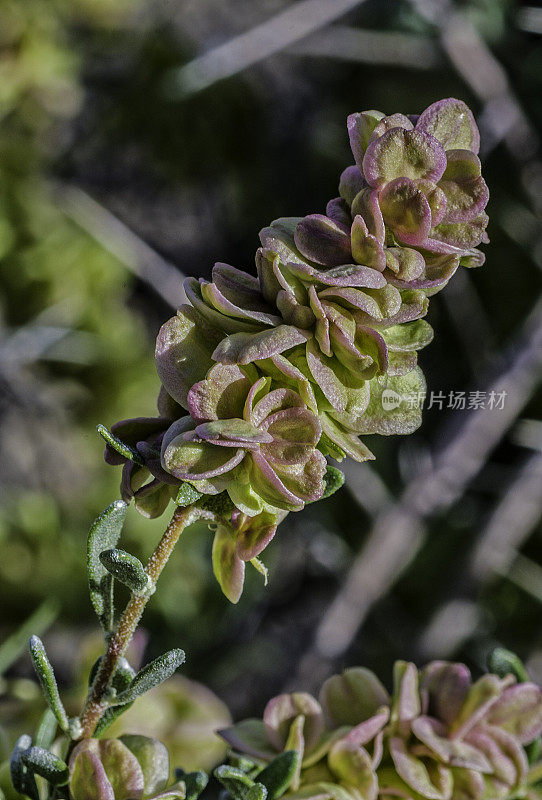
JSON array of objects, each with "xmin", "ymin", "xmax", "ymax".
[{"xmin": 77, "ymin": 503, "xmax": 200, "ymax": 739}]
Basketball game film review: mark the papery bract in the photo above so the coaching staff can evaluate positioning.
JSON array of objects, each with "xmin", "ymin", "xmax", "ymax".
[
  {"xmin": 68, "ymin": 736, "xmax": 176, "ymax": 800},
  {"xmin": 161, "ymin": 365, "xmax": 326, "ymax": 516}
]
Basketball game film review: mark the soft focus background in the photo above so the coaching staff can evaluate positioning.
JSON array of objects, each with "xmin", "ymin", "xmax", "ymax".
[{"xmin": 1, "ymin": 0, "xmax": 542, "ymax": 775}]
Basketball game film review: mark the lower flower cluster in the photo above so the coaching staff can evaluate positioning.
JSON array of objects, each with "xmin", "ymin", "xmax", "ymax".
[
  {"xmin": 104, "ymin": 98, "xmax": 489, "ymax": 601},
  {"xmin": 219, "ymin": 660, "xmax": 542, "ymax": 800}
]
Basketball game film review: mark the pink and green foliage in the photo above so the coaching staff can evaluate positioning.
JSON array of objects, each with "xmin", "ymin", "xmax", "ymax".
[
  {"xmin": 68, "ymin": 735, "xmax": 193, "ymax": 800},
  {"xmin": 10, "ymin": 94, "xmax": 541, "ymax": 800},
  {"xmin": 102, "ymin": 98, "xmax": 489, "ymax": 602},
  {"xmin": 219, "ymin": 661, "xmax": 542, "ymax": 800},
  {"xmin": 165, "ymin": 365, "xmax": 326, "ymax": 514}
]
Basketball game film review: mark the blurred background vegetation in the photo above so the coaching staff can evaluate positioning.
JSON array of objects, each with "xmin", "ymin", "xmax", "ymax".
[{"xmin": 1, "ymin": 0, "xmax": 542, "ymax": 777}]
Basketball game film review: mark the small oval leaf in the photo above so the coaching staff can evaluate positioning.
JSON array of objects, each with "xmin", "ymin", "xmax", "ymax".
[
  {"xmin": 21, "ymin": 747, "xmax": 69, "ymax": 786},
  {"xmin": 321, "ymin": 466, "xmax": 345, "ymax": 500},
  {"xmin": 99, "ymin": 549, "xmax": 149, "ymax": 594},
  {"xmin": 214, "ymin": 765, "xmax": 265, "ymax": 800},
  {"xmin": 10, "ymin": 735, "xmax": 39, "ymax": 800}
]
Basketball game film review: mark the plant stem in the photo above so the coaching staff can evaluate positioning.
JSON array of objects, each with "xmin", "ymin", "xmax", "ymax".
[{"xmin": 77, "ymin": 503, "xmax": 200, "ymax": 739}]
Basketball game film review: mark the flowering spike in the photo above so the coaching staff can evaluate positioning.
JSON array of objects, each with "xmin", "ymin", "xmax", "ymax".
[{"xmin": 104, "ymin": 97, "xmax": 489, "ymax": 602}]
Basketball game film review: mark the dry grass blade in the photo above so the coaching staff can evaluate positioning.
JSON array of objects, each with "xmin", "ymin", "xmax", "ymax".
[
  {"xmin": 56, "ymin": 184, "xmax": 187, "ymax": 309},
  {"xmin": 164, "ymin": 0, "xmax": 368, "ymax": 98},
  {"xmin": 289, "ymin": 25, "xmax": 440, "ymax": 70},
  {"xmin": 291, "ymin": 300, "xmax": 542, "ymax": 691}
]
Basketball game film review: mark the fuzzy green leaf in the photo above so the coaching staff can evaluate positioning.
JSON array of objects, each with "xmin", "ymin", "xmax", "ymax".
[
  {"xmin": 152, "ymin": 783, "xmax": 187, "ymax": 800},
  {"xmin": 97, "ymin": 424, "xmax": 144, "ymax": 465},
  {"xmin": 10, "ymin": 735, "xmax": 39, "ymax": 800},
  {"xmin": 214, "ymin": 764, "xmax": 254, "ymax": 794},
  {"xmin": 175, "ymin": 483, "xmax": 203, "ymax": 507},
  {"xmin": 99, "ymin": 549, "xmax": 149, "ymax": 595},
  {"xmin": 29, "ymin": 636, "xmax": 69, "ymax": 732},
  {"xmin": 21, "ymin": 747, "xmax": 69, "ymax": 786},
  {"xmin": 199, "ymin": 492, "xmax": 235, "ymax": 517},
  {"xmin": 93, "ymin": 702, "xmax": 135, "ymax": 738},
  {"xmin": 320, "ymin": 466, "xmax": 345, "ymax": 500},
  {"xmin": 87, "ymin": 500, "xmax": 128, "ymax": 632},
  {"xmin": 257, "ymin": 752, "xmax": 299, "ymax": 800},
  {"xmin": 226, "ymin": 755, "xmax": 259, "ymax": 773},
  {"xmin": 247, "ymin": 786, "xmax": 268, "ymax": 800},
  {"xmin": 175, "ymin": 769, "xmax": 209, "ymax": 800},
  {"xmin": 214, "ymin": 766, "xmax": 267, "ymax": 800},
  {"xmin": 113, "ymin": 649, "xmax": 186, "ymax": 705},
  {"xmin": 488, "ymin": 647, "xmax": 529, "ymax": 683},
  {"xmin": 34, "ymin": 708, "xmax": 58, "ymax": 750}
]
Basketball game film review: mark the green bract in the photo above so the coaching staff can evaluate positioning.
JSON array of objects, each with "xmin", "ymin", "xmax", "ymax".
[{"xmin": 219, "ymin": 661, "xmax": 542, "ymax": 800}]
